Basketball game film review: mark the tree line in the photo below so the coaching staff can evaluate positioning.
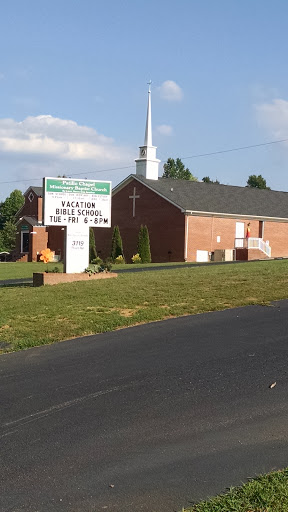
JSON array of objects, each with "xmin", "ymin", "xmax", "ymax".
[
  {"xmin": 0, "ymin": 190, "xmax": 24, "ymax": 253},
  {"xmin": 162, "ymin": 157, "xmax": 270, "ymax": 189}
]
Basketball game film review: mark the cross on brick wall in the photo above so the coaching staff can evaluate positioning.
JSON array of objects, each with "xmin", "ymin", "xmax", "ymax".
[{"xmin": 129, "ymin": 187, "xmax": 140, "ymax": 217}]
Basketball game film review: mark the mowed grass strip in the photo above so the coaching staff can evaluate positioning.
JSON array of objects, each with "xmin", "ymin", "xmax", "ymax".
[
  {"xmin": 0, "ymin": 260, "xmax": 194, "ymax": 280},
  {"xmin": 185, "ymin": 468, "xmax": 288, "ymax": 512},
  {"xmin": 0, "ymin": 262, "xmax": 63, "ymax": 280},
  {"xmin": 1, "ymin": 259, "xmax": 288, "ymax": 352}
]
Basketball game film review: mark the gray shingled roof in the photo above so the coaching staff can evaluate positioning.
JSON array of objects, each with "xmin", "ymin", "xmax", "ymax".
[
  {"xmin": 28, "ymin": 186, "xmax": 43, "ymax": 196},
  {"xmin": 134, "ymin": 175, "xmax": 288, "ymax": 219},
  {"xmin": 16, "ymin": 216, "xmax": 41, "ymax": 226}
]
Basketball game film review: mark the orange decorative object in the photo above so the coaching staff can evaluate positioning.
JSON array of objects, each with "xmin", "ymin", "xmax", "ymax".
[
  {"xmin": 246, "ymin": 226, "xmax": 251, "ymax": 238},
  {"xmin": 40, "ymin": 249, "xmax": 54, "ymax": 263}
]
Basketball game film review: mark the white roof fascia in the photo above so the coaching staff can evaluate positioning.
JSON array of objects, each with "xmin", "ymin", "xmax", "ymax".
[
  {"xmin": 112, "ymin": 175, "xmax": 135, "ymax": 196},
  {"xmin": 185, "ymin": 210, "xmax": 288, "ymax": 222}
]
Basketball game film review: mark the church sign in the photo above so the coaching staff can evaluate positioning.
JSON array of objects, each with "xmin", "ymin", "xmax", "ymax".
[
  {"xmin": 43, "ymin": 176, "xmax": 112, "ymax": 274},
  {"xmin": 43, "ymin": 177, "xmax": 111, "ymax": 227}
]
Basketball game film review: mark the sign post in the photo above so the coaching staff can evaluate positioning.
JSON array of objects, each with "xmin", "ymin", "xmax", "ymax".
[{"xmin": 43, "ymin": 177, "xmax": 111, "ymax": 273}]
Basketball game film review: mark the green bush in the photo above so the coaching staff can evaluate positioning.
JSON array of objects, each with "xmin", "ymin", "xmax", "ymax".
[
  {"xmin": 137, "ymin": 225, "xmax": 151, "ymax": 263},
  {"xmin": 45, "ymin": 266, "xmax": 60, "ymax": 274},
  {"xmin": 131, "ymin": 253, "xmax": 142, "ymax": 264},
  {"xmin": 114, "ymin": 255, "xmax": 125, "ymax": 264},
  {"xmin": 84, "ymin": 265, "xmax": 99, "ymax": 275},
  {"xmin": 101, "ymin": 261, "xmax": 112, "ymax": 272},
  {"xmin": 91, "ymin": 257, "xmax": 103, "ymax": 265},
  {"xmin": 111, "ymin": 226, "xmax": 123, "ymax": 262},
  {"xmin": 89, "ymin": 228, "xmax": 97, "ymax": 263}
]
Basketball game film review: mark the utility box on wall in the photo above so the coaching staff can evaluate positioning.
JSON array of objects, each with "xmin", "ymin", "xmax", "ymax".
[
  {"xmin": 213, "ymin": 249, "xmax": 235, "ymax": 262},
  {"xmin": 196, "ymin": 250, "xmax": 209, "ymax": 262},
  {"xmin": 213, "ymin": 249, "xmax": 225, "ymax": 262},
  {"xmin": 224, "ymin": 249, "xmax": 235, "ymax": 261}
]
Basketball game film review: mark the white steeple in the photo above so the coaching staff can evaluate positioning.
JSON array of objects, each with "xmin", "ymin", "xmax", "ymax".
[
  {"xmin": 135, "ymin": 82, "xmax": 160, "ymax": 180},
  {"xmin": 144, "ymin": 82, "xmax": 152, "ymax": 147}
]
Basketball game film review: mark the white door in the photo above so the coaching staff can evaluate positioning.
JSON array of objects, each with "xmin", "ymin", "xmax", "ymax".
[{"xmin": 235, "ymin": 222, "xmax": 245, "ymax": 247}]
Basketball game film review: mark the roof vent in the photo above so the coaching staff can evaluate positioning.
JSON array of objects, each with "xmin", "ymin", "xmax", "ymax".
[{"xmin": 171, "ymin": 187, "xmax": 173, "ymax": 192}]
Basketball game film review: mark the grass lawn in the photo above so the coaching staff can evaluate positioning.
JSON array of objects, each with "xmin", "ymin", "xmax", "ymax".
[
  {"xmin": 0, "ymin": 261, "xmax": 64, "ymax": 280},
  {"xmin": 0, "ymin": 260, "xmax": 193, "ymax": 280},
  {"xmin": 1, "ymin": 259, "xmax": 288, "ymax": 352},
  {"xmin": 185, "ymin": 468, "xmax": 288, "ymax": 511}
]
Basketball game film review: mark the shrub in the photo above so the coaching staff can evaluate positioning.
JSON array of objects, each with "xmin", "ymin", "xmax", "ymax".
[
  {"xmin": 91, "ymin": 257, "xmax": 103, "ymax": 265},
  {"xmin": 137, "ymin": 225, "xmax": 151, "ymax": 263},
  {"xmin": 100, "ymin": 261, "xmax": 112, "ymax": 272},
  {"xmin": 84, "ymin": 265, "xmax": 99, "ymax": 275},
  {"xmin": 45, "ymin": 266, "xmax": 60, "ymax": 274},
  {"xmin": 89, "ymin": 228, "xmax": 97, "ymax": 263},
  {"xmin": 131, "ymin": 253, "xmax": 142, "ymax": 264},
  {"xmin": 111, "ymin": 226, "xmax": 123, "ymax": 262},
  {"xmin": 114, "ymin": 255, "xmax": 125, "ymax": 264}
]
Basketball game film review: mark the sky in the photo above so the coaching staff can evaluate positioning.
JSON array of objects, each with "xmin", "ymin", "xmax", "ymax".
[{"xmin": 1, "ymin": 0, "xmax": 288, "ymax": 200}]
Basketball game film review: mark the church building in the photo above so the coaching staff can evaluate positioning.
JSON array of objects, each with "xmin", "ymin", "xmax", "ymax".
[
  {"xmin": 14, "ymin": 86, "xmax": 288, "ymax": 263},
  {"xmin": 93, "ymin": 87, "xmax": 288, "ymax": 263}
]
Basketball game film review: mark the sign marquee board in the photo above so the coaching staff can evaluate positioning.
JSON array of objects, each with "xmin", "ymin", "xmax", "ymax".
[
  {"xmin": 43, "ymin": 177, "xmax": 112, "ymax": 273},
  {"xmin": 43, "ymin": 177, "xmax": 112, "ymax": 227}
]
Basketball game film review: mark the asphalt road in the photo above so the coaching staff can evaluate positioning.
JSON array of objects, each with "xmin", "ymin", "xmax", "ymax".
[{"xmin": 1, "ymin": 302, "xmax": 288, "ymax": 511}]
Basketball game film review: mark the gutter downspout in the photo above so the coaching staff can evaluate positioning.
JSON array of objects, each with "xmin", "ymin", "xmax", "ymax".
[
  {"xmin": 184, "ymin": 214, "xmax": 189, "ymax": 261},
  {"xmin": 210, "ymin": 216, "xmax": 215, "ymax": 253}
]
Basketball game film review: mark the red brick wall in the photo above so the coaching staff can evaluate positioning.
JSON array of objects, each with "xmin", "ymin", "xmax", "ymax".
[
  {"xmin": 94, "ymin": 178, "xmax": 186, "ymax": 263},
  {"xmin": 47, "ymin": 227, "xmax": 65, "ymax": 260},
  {"xmin": 186, "ymin": 216, "xmax": 288, "ymax": 261},
  {"xmin": 30, "ymin": 227, "xmax": 48, "ymax": 262},
  {"xmin": 186, "ymin": 216, "xmax": 246, "ymax": 261},
  {"xmin": 264, "ymin": 221, "xmax": 288, "ymax": 257}
]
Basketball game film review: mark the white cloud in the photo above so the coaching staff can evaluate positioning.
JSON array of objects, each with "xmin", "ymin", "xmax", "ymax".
[
  {"xmin": 0, "ymin": 115, "xmax": 129, "ymax": 161},
  {"xmin": 158, "ymin": 80, "xmax": 183, "ymax": 102},
  {"xmin": 156, "ymin": 124, "xmax": 173, "ymax": 136},
  {"xmin": 255, "ymin": 99, "xmax": 288, "ymax": 139},
  {"xmin": 0, "ymin": 115, "xmax": 134, "ymax": 200}
]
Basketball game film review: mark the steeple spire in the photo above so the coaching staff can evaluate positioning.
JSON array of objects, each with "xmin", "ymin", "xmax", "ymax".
[
  {"xmin": 135, "ymin": 82, "xmax": 160, "ymax": 181},
  {"xmin": 144, "ymin": 80, "xmax": 152, "ymax": 147}
]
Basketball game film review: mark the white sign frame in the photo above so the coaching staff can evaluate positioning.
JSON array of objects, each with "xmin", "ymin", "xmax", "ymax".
[{"xmin": 43, "ymin": 177, "xmax": 111, "ymax": 227}]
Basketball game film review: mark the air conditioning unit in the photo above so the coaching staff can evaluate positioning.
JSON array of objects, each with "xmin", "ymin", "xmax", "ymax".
[{"xmin": 213, "ymin": 249, "xmax": 235, "ymax": 262}]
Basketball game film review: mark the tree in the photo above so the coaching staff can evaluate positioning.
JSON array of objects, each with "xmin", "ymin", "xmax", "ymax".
[
  {"xmin": 247, "ymin": 174, "xmax": 270, "ymax": 190},
  {"xmin": 111, "ymin": 225, "xmax": 123, "ymax": 261},
  {"xmin": 0, "ymin": 221, "xmax": 17, "ymax": 252},
  {"xmin": 137, "ymin": 225, "xmax": 151, "ymax": 263},
  {"xmin": 89, "ymin": 228, "xmax": 97, "ymax": 262},
  {"xmin": 202, "ymin": 176, "xmax": 220, "ymax": 184},
  {"xmin": 162, "ymin": 158, "xmax": 198, "ymax": 181},
  {"xmin": 0, "ymin": 190, "xmax": 24, "ymax": 230}
]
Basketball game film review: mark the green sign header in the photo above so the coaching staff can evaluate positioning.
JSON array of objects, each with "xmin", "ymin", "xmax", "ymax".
[{"xmin": 45, "ymin": 178, "xmax": 111, "ymax": 195}]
